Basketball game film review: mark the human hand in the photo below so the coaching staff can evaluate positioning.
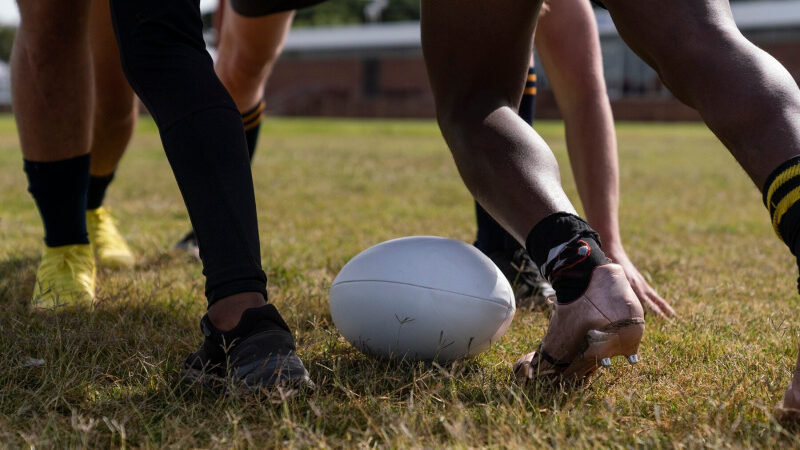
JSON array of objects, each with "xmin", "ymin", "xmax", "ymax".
[{"xmin": 604, "ymin": 246, "xmax": 676, "ymax": 319}]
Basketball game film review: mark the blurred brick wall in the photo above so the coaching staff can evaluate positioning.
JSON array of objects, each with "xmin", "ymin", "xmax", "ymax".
[
  {"xmin": 265, "ymin": 38, "xmax": 800, "ymax": 121},
  {"xmin": 265, "ymin": 54, "xmax": 436, "ymax": 118}
]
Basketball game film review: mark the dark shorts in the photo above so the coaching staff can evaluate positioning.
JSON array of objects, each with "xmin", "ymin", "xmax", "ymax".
[
  {"xmin": 590, "ymin": 0, "xmax": 607, "ymax": 9},
  {"xmin": 230, "ymin": 0, "xmax": 328, "ymax": 17}
]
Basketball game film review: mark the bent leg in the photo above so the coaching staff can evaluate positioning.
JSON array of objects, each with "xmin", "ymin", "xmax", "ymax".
[
  {"xmin": 109, "ymin": 0, "xmax": 266, "ymax": 306},
  {"xmin": 602, "ymin": 0, "xmax": 800, "ymax": 187},
  {"xmin": 172, "ymin": 6, "xmax": 295, "ymax": 257},
  {"xmin": 422, "ymin": 0, "xmax": 645, "ymax": 381},
  {"xmin": 83, "ymin": 0, "xmax": 138, "ymax": 269},
  {"xmin": 603, "ymin": 0, "xmax": 800, "ymax": 408},
  {"xmin": 216, "ymin": 4, "xmax": 293, "ymax": 111},
  {"xmin": 421, "ymin": 0, "xmax": 575, "ymax": 243}
]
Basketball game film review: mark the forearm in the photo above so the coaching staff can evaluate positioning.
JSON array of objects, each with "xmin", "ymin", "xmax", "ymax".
[
  {"xmin": 535, "ymin": 0, "xmax": 622, "ymax": 249},
  {"xmin": 563, "ymin": 99, "xmax": 622, "ymax": 250}
]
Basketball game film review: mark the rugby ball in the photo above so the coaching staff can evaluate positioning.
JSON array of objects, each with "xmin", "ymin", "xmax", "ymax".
[{"xmin": 329, "ymin": 236, "xmax": 516, "ymax": 362}]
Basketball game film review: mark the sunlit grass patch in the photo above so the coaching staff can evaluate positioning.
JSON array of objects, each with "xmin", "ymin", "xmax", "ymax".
[{"xmin": 2, "ymin": 115, "xmax": 800, "ymax": 447}]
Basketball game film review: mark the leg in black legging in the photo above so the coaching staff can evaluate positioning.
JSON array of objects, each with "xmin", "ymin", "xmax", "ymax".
[
  {"xmin": 108, "ymin": 0, "xmax": 310, "ymax": 389},
  {"xmin": 109, "ymin": 0, "xmax": 266, "ymax": 307}
]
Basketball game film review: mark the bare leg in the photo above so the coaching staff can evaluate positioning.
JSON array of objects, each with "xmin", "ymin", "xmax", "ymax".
[
  {"xmin": 601, "ymin": 0, "xmax": 800, "ymax": 407},
  {"xmin": 215, "ymin": 4, "xmax": 294, "ymax": 110},
  {"xmin": 422, "ymin": 0, "xmax": 645, "ymax": 382},
  {"xmin": 421, "ymin": 0, "xmax": 575, "ymax": 243},
  {"xmin": 13, "ymin": 0, "xmax": 96, "ymax": 306},
  {"xmin": 88, "ymin": 0, "xmax": 138, "ymax": 177},
  {"xmin": 12, "ymin": 0, "xmax": 93, "ymax": 162}
]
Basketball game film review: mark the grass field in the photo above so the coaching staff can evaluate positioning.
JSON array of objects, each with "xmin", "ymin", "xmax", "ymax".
[{"xmin": 1, "ymin": 115, "xmax": 800, "ymax": 447}]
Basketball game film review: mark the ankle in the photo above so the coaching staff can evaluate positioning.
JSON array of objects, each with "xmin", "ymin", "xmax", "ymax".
[
  {"xmin": 207, "ymin": 292, "xmax": 266, "ymax": 331},
  {"xmin": 525, "ymin": 213, "xmax": 607, "ymax": 303}
]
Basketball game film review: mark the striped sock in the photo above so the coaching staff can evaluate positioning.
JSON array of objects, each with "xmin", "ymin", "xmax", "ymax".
[
  {"xmin": 519, "ymin": 64, "xmax": 536, "ymax": 126},
  {"xmin": 241, "ymin": 101, "xmax": 265, "ymax": 161},
  {"xmin": 763, "ymin": 156, "xmax": 800, "ymax": 292}
]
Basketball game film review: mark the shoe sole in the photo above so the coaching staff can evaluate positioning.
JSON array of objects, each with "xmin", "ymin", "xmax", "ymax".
[
  {"xmin": 561, "ymin": 319, "xmax": 645, "ymax": 380},
  {"xmin": 515, "ymin": 319, "xmax": 644, "ymax": 383}
]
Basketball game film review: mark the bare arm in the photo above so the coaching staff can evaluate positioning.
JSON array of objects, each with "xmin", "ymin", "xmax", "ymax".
[{"xmin": 535, "ymin": 0, "xmax": 675, "ymax": 317}]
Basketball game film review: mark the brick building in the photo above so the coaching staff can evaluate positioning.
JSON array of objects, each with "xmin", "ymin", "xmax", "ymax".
[{"xmin": 265, "ymin": 0, "xmax": 800, "ymax": 121}]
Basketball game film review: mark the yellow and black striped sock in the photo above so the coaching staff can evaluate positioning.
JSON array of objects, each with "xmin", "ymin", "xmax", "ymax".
[
  {"xmin": 241, "ymin": 101, "xmax": 265, "ymax": 161},
  {"xmin": 764, "ymin": 156, "xmax": 800, "ymax": 291},
  {"xmin": 519, "ymin": 65, "xmax": 536, "ymax": 125}
]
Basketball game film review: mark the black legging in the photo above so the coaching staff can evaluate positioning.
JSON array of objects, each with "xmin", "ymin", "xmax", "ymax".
[{"xmin": 109, "ymin": 0, "xmax": 267, "ymax": 305}]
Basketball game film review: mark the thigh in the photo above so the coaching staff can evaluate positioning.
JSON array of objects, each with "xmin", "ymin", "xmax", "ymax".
[
  {"xmin": 420, "ymin": 0, "xmax": 542, "ymax": 115},
  {"xmin": 109, "ymin": 0, "xmax": 233, "ymax": 128},
  {"xmin": 600, "ymin": 0, "xmax": 736, "ymax": 70},
  {"xmin": 218, "ymin": 2, "xmax": 294, "ymax": 71},
  {"xmin": 230, "ymin": 0, "xmax": 325, "ymax": 17}
]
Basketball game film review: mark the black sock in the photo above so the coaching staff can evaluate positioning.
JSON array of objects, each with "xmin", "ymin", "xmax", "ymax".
[
  {"xmin": 526, "ymin": 212, "xmax": 608, "ymax": 303},
  {"xmin": 87, "ymin": 172, "xmax": 115, "ymax": 210},
  {"xmin": 474, "ymin": 202, "xmax": 520, "ymax": 254},
  {"xmin": 519, "ymin": 64, "xmax": 536, "ymax": 126},
  {"xmin": 241, "ymin": 101, "xmax": 264, "ymax": 161},
  {"xmin": 475, "ymin": 202, "xmax": 520, "ymax": 256},
  {"xmin": 763, "ymin": 156, "xmax": 800, "ymax": 293},
  {"xmin": 24, "ymin": 154, "xmax": 91, "ymax": 247}
]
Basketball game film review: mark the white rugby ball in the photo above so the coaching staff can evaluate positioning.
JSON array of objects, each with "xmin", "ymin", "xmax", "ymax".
[{"xmin": 329, "ymin": 236, "xmax": 516, "ymax": 362}]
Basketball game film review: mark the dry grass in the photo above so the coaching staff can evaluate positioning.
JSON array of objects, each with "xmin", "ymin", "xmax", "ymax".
[{"xmin": 1, "ymin": 116, "xmax": 800, "ymax": 447}]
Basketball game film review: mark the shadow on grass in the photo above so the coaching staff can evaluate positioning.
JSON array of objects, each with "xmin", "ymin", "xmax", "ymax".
[
  {"xmin": 302, "ymin": 350, "xmax": 581, "ymax": 412},
  {"xmin": 0, "ymin": 297, "xmax": 200, "ymax": 409},
  {"xmin": 134, "ymin": 249, "xmax": 198, "ymax": 272},
  {"xmin": 0, "ymin": 255, "xmax": 37, "ymax": 307}
]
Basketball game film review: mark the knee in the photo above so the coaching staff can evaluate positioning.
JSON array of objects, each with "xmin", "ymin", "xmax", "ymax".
[
  {"xmin": 650, "ymin": 24, "xmax": 742, "ymax": 102},
  {"xmin": 15, "ymin": 21, "xmax": 88, "ymax": 66},
  {"xmin": 95, "ymin": 94, "xmax": 137, "ymax": 130},
  {"xmin": 435, "ymin": 95, "xmax": 512, "ymax": 153},
  {"xmin": 216, "ymin": 47, "xmax": 276, "ymax": 99},
  {"xmin": 436, "ymin": 105, "xmax": 479, "ymax": 159}
]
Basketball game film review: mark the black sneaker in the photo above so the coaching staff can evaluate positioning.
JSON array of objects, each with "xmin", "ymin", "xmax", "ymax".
[
  {"xmin": 173, "ymin": 230, "xmax": 200, "ymax": 260},
  {"xmin": 182, "ymin": 304, "xmax": 312, "ymax": 394},
  {"xmin": 489, "ymin": 248, "xmax": 555, "ymax": 311}
]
